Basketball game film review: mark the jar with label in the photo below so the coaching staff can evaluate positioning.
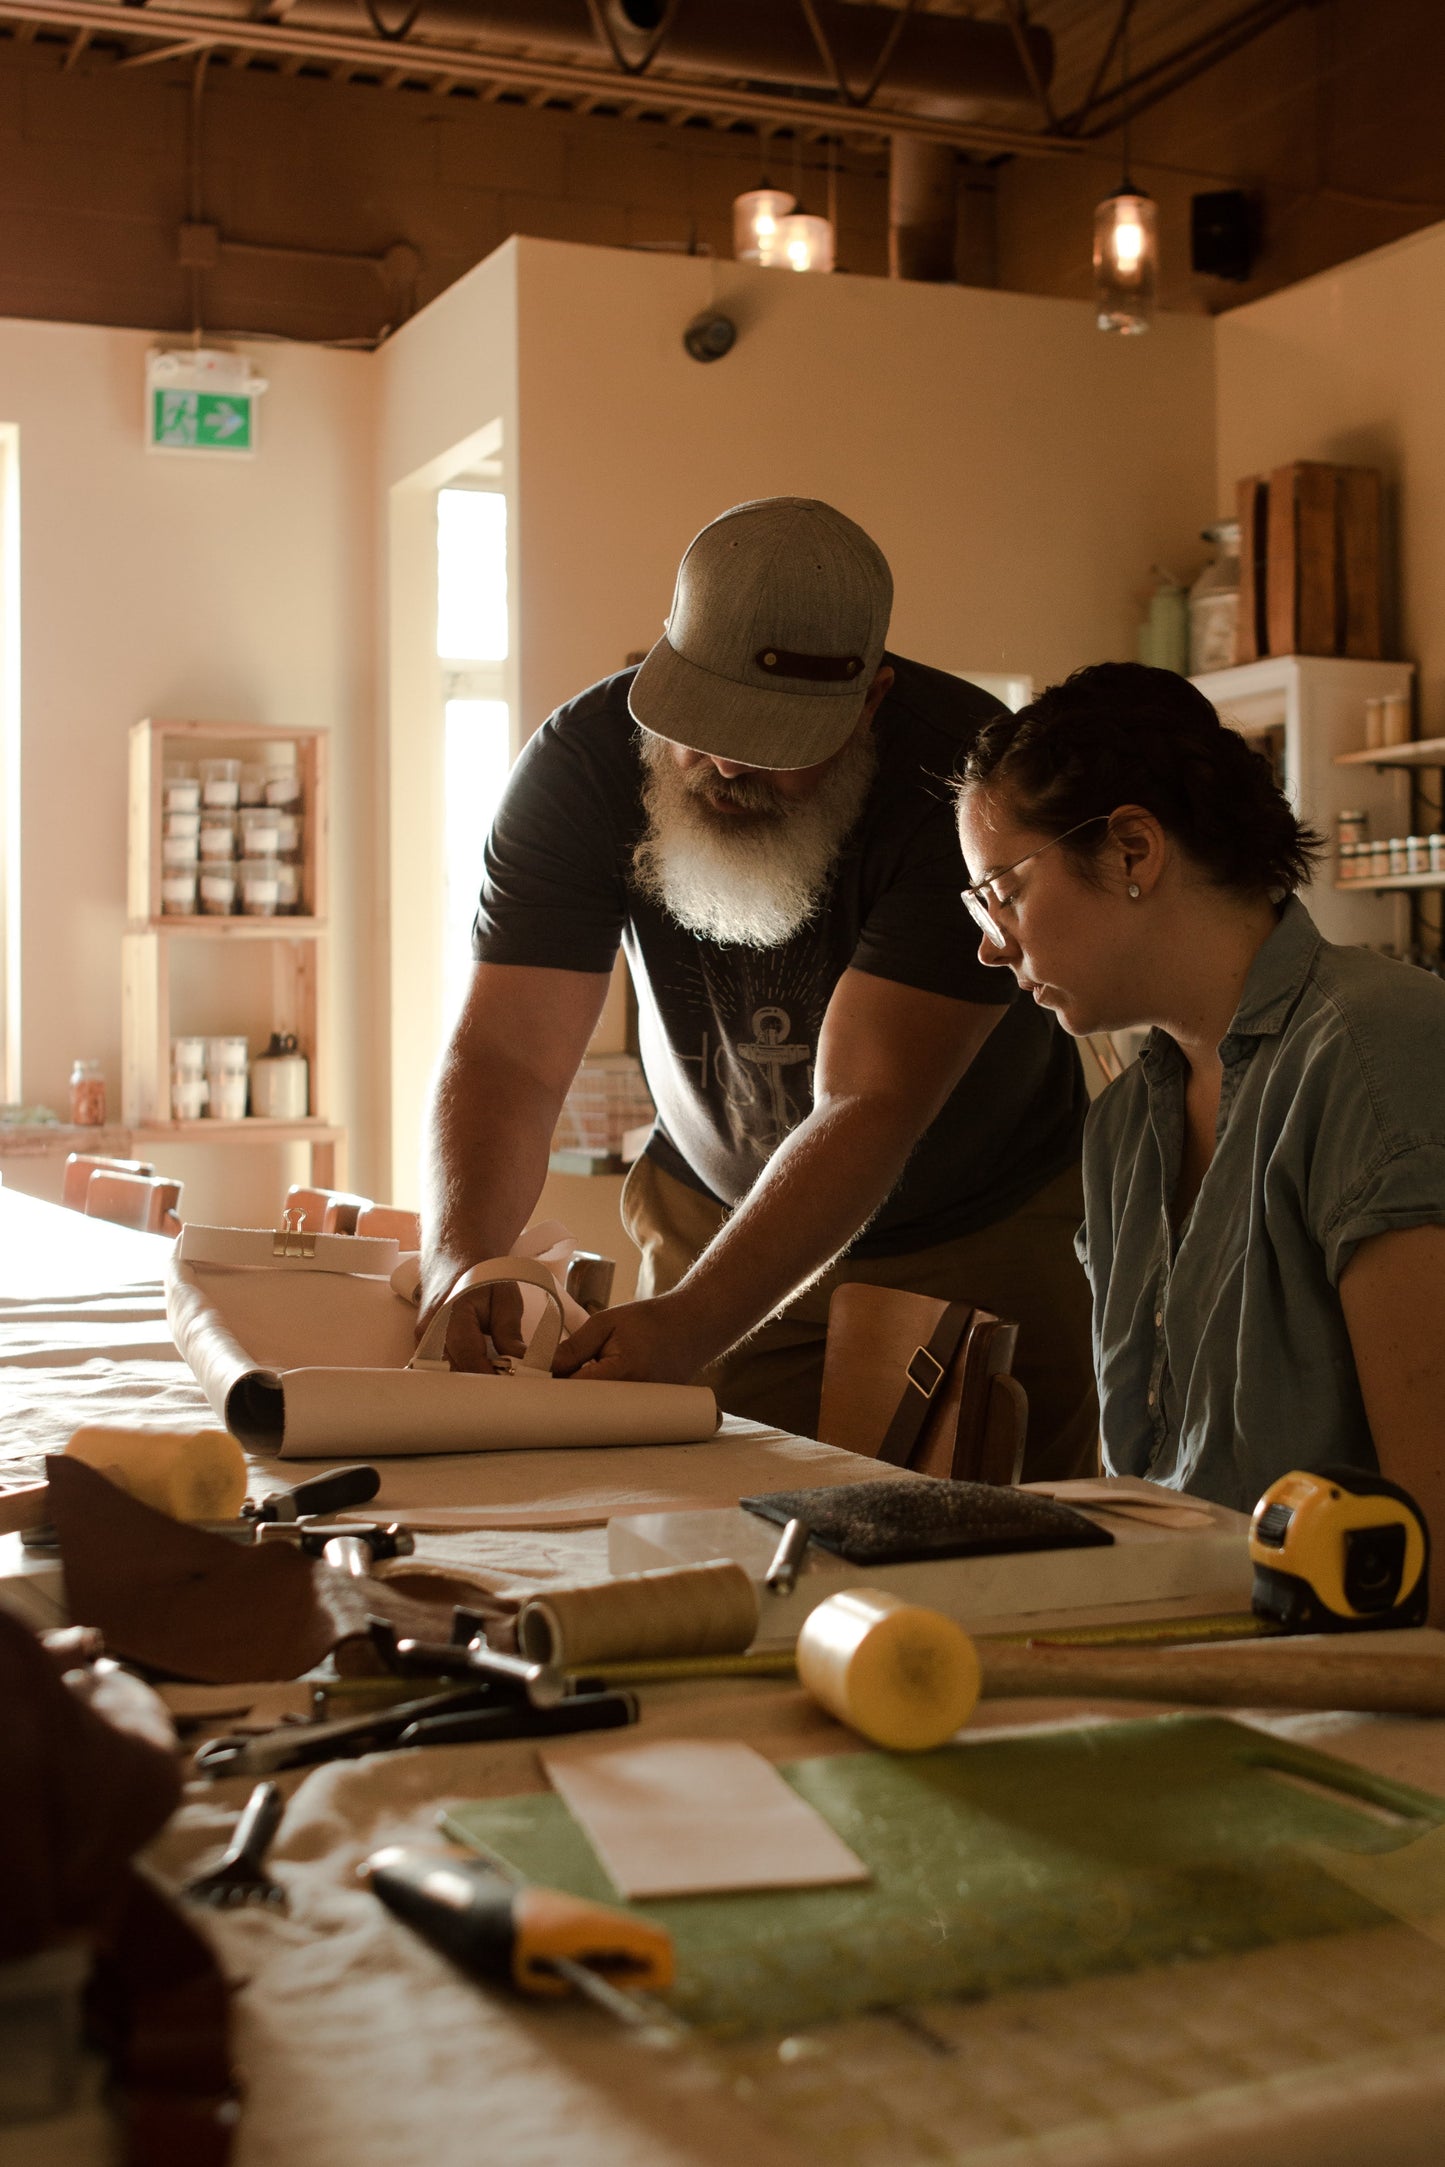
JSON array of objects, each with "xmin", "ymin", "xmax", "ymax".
[
  {"xmin": 239, "ymin": 805, "xmax": 282, "ymax": 856},
  {"xmin": 1381, "ymin": 691, "xmax": 1412, "ymax": 747},
  {"xmin": 163, "ymin": 763, "xmax": 201, "ymax": 813},
  {"xmin": 69, "ymin": 1060, "xmax": 106, "ymax": 1126},
  {"xmin": 171, "ymin": 1072, "xmax": 209, "ymax": 1121},
  {"xmin": 1430, "ymin": 835, "xmax": 1444, "ymax": 874},
  {"xmin": 1337, "ymin": 843, "xmax": 1359, "ymax": 883},
  {"xmin": 200, "ymin": 758, "xmax": 242, "ymax": 809},
  {"xmin": 208, "ymin": 1072, "xmax": 249, "ymax": 1121},
  {"xmin": 161, "ymin": 868, "xmax": 198, "ymax": 915},
  {"xmin": 274, "ymin": 810, "xmax": 303, "ymax": 862},
  {"xmin": 1188, "ymin": 520, "xmax": 1241, "ymax": 675},
  {"xmin": 275, "ymin": 860, "xmax": 301, "ymax": 914},
  {"xmin": 199, "ymin": 814, "xmax": 236, "ymax": 862},
  {"xmin": 198, "ymin": 865, "xmax": 237, "ymax": 916},
  {"xmin": 239, "ymin": 763, "xmax": 268, "ymax": 806},
  {"xmin": 1389, "ymin": 837, "xmax": 1409, "ymax": 876},
  {"xmin": 1407, "ymin": 835, "xmax": 1429, "ymax": 874},
  {"xmin": 172, "ymin": 1036, "xmax": 206, "ymax": 1076},
  {"xmin": 1337, "ymin": 809, "xmax": 1369, "ymax": 848},
  {"xmin": 162, "ymin": 829, "xmax": 200, "ymax": 868},
  {"xmin": 239, "ymin": 857, "xmax": 281, "ymax": 916},
  {"xmin": 265, "ymin": 766, "xmax": 302, "ymax": 809},
  {"xmin": 1370, "ymin": 840, "xmax": 1391, "ymax": 881}
]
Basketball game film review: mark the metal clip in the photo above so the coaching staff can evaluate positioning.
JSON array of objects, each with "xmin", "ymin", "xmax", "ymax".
[
  {"xmin": 272, "ymin": 1209, "xmax": 317, "ymax": 1261},
  {"xmin": 905, "ymin": 1345, "xmax": 944, "ymax": 1399}
]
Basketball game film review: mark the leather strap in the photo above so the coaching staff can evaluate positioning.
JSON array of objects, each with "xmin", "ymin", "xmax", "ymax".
[
  {"xmin": 873, "ymin": 1301, "xmax": 972, "ymax": 1469},
  {"xmin": 408, "ymin": 1257, "xmax": 566, "ymax": 1375}
]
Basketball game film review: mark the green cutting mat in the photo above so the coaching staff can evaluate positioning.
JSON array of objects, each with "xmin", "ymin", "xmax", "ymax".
[{"xmin": 442, "ymin": 1716, "xmax": 1445, "ymax": 2036}]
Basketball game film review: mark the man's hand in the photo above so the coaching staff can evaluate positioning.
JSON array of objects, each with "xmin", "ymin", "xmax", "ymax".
[
  {"xmin": 554, "ymin": 1292, "xmax": 714, "ymax": 1385},
  {"xmin": 415, "ymin": 1267, "xmax": 527, "ymax": 1373}
]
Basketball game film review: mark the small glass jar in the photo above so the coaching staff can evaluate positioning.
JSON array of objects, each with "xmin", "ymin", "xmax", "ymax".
[
  {"xmin": 163, "ymin": 763, "xmax": 201, "ymax": 813},
  {"xmin": 239, "ymin": 763, "xmax": 268, "ymax": 806},
  {"xmin": 239, "ymin": 805, "xmax": 283, "ymax": 856},
  {"xmin": 1407, "ymin": 835, "xmax": 1429, "ymax": 874},
  {"xmin": 1337, "ymin": 809, "xmax": 1369, "ymax": 849},
  {"xmin": 69, "ymin": 1059, "xmax": 106, "ymax": 1126},
  {"xmin": 205, "ymin": 1035, "xmax": 249, "ymax": 1076},
  {"xmin": 162, "ymin": 830, "xmax": 200, "ymax": 867},
  {"xmin": 275, "ymin": 860, "xmax": 301, "ymax": 914},
  {"xmin": 171, "ymin": 1073, "xmax": 209, "ymax": 1122},
  {"xmin": 273, "ymin": 811, "xmax": 303, "ymax": 861},
  {"xmin": 239, "ymin": 856, "xmax": 281, "ymax": 917},
  {"xmin": 265, "ymin": 766, "xmax": 302, "ymax": 809},
  {"xmin": 164, "ymin": 808, "xmax": 201, "ymax": 840},
  {"xmin": 1370, "ymin": 840, "xmax": 1391, "ymax": 881},
  {"xmin": 200, "ymin": 758, "xmax": 242, "ymax": 809},
  {"xmin": 161, "ymin": 869, "xmax": 198, "ymax": 915},
  {"xmin": 1430, "ymin": 834, "xmax": 1445, "ymax": 875},
  {"xmin": 198, "ymin": 865, "xmax": 237, "ymax": 915},
  {"xmin": 1389, "ymin": 837, "xmax": 1409, "ymax": 876},
  {"xmin": 172, "ymin": 1035, "xmax": 207, "ymax": 1076},
  {"xmin": 198, "ymin": 815, "xmax": 236, "ymax": 862},
  {"xmin": 208, "ymin": 1071, "xmax": 249, "ymax": 1122}
]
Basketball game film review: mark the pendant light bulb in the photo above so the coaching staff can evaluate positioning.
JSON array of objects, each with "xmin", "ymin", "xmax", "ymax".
[
  {"xmin": 1094, "ymin": 185, "xmax": 1157, "ymax": 335},
  {"xmin": 776, "ymin": 212, "xmax": 835, "ymax": 275},
  {"xmin": 734, "ymin": 187, "xmax": 797, "ymax": 267}
]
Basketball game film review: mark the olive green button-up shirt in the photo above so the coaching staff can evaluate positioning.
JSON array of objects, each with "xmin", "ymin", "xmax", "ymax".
[{"xmin": 1079, "ymin": 898, "xmax": 1445, "ymax": 1513}]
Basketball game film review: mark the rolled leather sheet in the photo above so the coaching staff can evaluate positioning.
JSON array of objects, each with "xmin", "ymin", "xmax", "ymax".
[{"xmin": 165, "ymin": 1242, "xmax": 719, "ymax": 1460}]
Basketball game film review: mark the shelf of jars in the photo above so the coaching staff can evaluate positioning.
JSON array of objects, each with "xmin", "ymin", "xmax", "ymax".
[{"xmin": 122, "ymin": 718, "xmax": 340, "ymax": 1185}]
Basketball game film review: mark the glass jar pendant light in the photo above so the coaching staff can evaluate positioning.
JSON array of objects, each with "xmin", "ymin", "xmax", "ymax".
[
  {"xmin": 776, "ymin": 212, "xmax": 835, "ymax": 273},
  {"xmin": 733, "ymin": 188, "xmax": 797, "ymax": 266},
  {"xmin": 1093, "ymin": 10, "xmax": 1156, "ymax": 334},
  {"xmin": 1094, "ymin": 185, "xmax": 1157, "ymax": 333}
]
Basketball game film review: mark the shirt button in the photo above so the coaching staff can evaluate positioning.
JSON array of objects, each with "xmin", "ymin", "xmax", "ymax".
[
  {"xmin": 1147, "ymin": 1391, "xmax": 1156, "ymax": 1408},
  {"xmin": 1154, "ymin": 1311, "xmax": 1163, "ymax": 1328}
]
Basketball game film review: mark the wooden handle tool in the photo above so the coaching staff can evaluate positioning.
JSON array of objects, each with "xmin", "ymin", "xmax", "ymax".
[{"xmin": 979, "ymin": 1637, "xmax": 1445, "ymax": 1716}]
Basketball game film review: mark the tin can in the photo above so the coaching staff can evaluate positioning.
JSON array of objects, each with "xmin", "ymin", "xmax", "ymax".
[
  {"xmin": 1389, "ymin": 837, "xmax": 1409, "ymax": 876},
  {"xmin": 1407, "ymin": 836, "xmax": 1428, "ymax": 874}
]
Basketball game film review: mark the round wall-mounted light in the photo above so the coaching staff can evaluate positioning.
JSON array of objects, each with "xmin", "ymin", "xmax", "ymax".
[
  {"xmin": 683, "ymin": 310, "xmax": 737, "ymax": 363},
  {"xmin": 733, "ymin": 188, "xmax": 797, "ymax": 267}
]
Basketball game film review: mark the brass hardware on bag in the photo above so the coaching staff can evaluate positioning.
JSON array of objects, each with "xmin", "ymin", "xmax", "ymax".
[
  {"xmin": 273, "ymin": 1209, "xmax": 317, "ymax": 1261},
  {"xmin": 905, "ymin": 1345, "xmax": 944, "ymax": 1399}
]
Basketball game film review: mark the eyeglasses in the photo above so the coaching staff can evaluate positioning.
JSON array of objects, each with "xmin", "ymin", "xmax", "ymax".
[{"xmin": 960, "ymin": 814, "xmax": 1112, "ymax": 948}]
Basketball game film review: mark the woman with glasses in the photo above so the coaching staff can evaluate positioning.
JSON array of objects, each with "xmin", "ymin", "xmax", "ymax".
[{"xmin": 955, "ymin": 661, "xmax": 1445, "ymax": 1581}]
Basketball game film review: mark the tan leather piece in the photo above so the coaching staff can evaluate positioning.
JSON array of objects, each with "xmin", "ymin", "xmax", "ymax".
[{"xmin": 47, "ymin": 1457, "xmax": 466, "ymax": 1683}]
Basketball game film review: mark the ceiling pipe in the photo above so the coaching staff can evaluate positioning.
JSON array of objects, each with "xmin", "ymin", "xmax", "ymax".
[
  {"xmin": 187, "ymin": 0, "xmax": 1055, "ymax": 116},
  {"xmin": 0, "ymin": 0, "xmax": 1078, "ymax": 160},
  {"xmin": 889, "ymin": 136, "xmax": 956, "ymax": 282}
]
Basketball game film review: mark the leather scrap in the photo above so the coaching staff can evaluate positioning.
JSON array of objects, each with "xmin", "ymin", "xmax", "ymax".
[{"xmin": 48, "ymin": 1456, "xmax": 466, "ymax": 1683}]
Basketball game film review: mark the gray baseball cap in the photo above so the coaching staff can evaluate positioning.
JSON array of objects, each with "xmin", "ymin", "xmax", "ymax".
[{"xmin": 628, "ymin": 497, "xmax": 893, "ymax": 770}]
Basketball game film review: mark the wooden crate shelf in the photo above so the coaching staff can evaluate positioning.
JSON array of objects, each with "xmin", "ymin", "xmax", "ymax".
[{"xmin": 123, "ymin": 718, "xmax": 340, "ymax": 1185}]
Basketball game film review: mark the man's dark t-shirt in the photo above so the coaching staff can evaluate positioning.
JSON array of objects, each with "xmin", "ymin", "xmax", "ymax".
[{"xmin": 472, "ymin": 655, "xmax": 1086, "ymax": 1258}]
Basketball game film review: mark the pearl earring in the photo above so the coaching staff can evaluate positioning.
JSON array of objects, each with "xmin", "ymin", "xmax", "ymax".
[{"xmin": 1127, "ymin": 882, "xmax": 1141, "ymax": 898}]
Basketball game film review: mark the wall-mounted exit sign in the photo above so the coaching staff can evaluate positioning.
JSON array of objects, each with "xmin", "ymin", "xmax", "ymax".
[{"xmin": 146, "ymin": 348, "xmax": 268, "ymax": 459}]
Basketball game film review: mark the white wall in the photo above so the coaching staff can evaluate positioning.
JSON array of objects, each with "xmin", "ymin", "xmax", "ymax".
[
  {"xmin": 0, "ymin": 317, "xmax": 379, "ymax": 1219},
  {"xmin": 512, "ymin": 239, "xmax": 1219, "ymax": 742},
  {"xmin": 1215, "ymin": 217, "xmax": 1445, "ymax": 733}
]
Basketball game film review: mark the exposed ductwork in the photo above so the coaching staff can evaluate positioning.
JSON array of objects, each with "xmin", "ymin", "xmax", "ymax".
[{"xmin": 210, "ymin": 0, "xmax": 1055, "ymax": 121}]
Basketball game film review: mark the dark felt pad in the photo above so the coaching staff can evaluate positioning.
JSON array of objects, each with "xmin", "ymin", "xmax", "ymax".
[{"xmin": 741, "ymin": 1477, "xmax": 1113, "ymax": 1566}]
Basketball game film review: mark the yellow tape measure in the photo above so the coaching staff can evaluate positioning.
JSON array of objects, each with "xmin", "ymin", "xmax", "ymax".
[{"xmin": 1250, "ymin": 1465, "xmax": 1430, "ymax": 1632}]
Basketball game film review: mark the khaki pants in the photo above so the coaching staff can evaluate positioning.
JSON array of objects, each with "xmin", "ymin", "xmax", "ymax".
[{"xmin": 622, "ymin": 1156, "xmax": 1099, "ymax": 1483}]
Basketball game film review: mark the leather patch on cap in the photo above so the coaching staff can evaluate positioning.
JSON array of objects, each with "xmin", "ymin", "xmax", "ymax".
[{"xmin": 755, "ymin": 647, "xmax": 865, "ymax": 683}]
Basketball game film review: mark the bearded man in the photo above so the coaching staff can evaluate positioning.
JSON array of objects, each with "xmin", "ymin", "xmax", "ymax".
[{"xmin": 420, "ymin": 497, "xmax": 1095, "ymax": 1479}]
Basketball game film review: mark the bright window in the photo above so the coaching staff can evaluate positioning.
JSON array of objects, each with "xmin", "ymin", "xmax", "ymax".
[
  {"xmin": 0, "ymin": 425, "xmax": 18, "ymax": 1101},
  {"xmin": 436, "ymin": 486, "xmax": 510, "ymax": 1023}
]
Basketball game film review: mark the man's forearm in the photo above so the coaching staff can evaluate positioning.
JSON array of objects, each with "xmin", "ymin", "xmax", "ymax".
[
  {"xmin": 664, "ymin": 1094, "xmax": 919, "ymax": 1364},
  {"xmin": 422, "ymin": 1043, "xmax": 556, "ymax": 1282}
]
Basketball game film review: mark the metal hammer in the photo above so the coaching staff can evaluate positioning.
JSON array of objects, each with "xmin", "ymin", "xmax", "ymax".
[{"xmin": 260, "ymin": 1519, "xmax": 415, "ymax": 1580}]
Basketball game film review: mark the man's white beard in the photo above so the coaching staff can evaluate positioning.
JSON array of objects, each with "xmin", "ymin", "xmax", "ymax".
[{"xmin": 632, "ymin": 726, "xmax": 878, "ymax": 949}]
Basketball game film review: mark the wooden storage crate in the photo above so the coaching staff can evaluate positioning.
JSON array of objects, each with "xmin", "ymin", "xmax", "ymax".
[{"xmin": 122, "ymin": 718, "xmax": 341, "ymax": 1184}]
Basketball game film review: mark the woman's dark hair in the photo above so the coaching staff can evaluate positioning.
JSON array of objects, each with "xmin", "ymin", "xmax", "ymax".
[{"xmin": 958, "ymin": 662, "xmax": 1323, "ymax": 896}]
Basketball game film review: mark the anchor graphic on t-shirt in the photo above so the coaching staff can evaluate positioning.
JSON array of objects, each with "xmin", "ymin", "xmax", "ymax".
[{"xmin": 736, "ymin": 1004, "xmax": 812, "ymax": 1152}]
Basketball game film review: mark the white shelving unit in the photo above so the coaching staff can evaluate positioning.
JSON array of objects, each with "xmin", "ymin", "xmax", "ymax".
[{"xmin": 1191, "ymin": 655, "xmax": 1414, "ymax": 948}]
